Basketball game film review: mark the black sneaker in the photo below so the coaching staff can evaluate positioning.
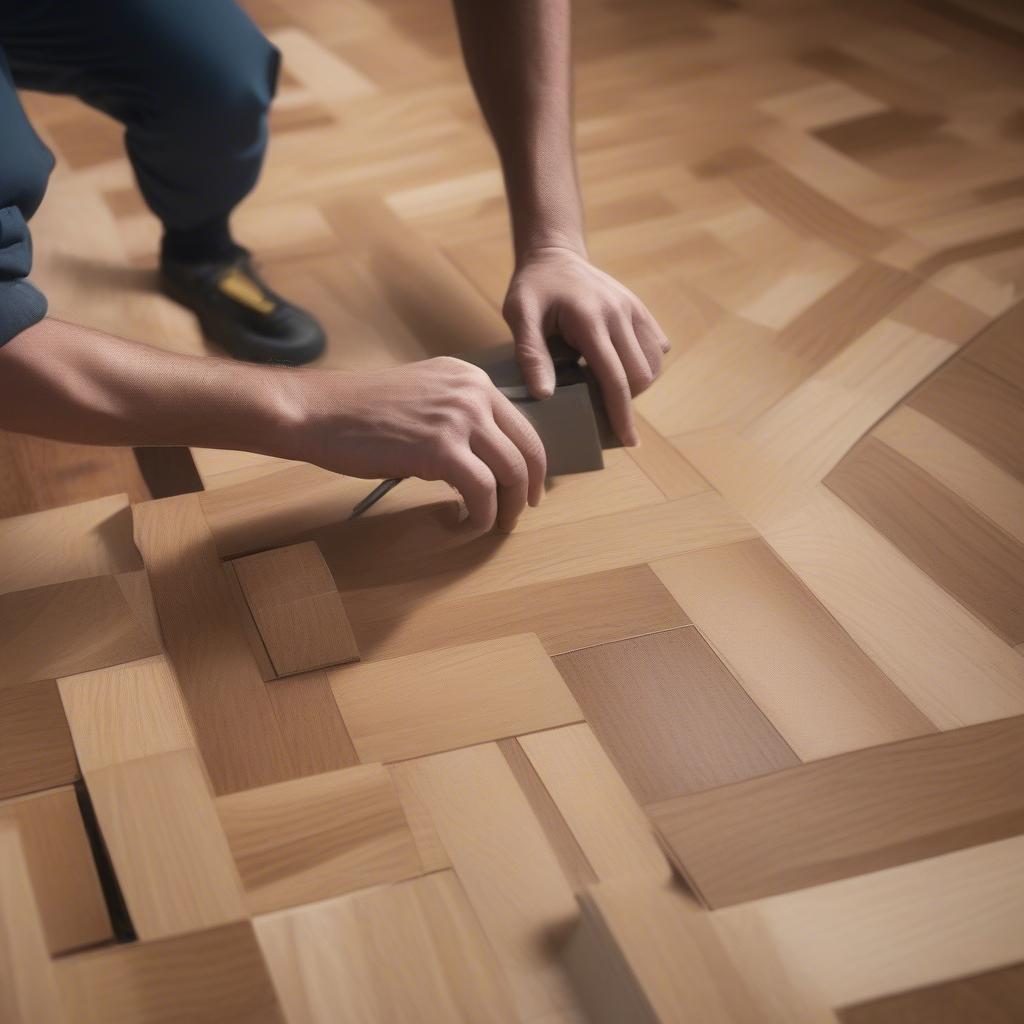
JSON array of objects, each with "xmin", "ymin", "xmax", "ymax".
[{"xmin": 160, "ymin": 246, "xmax": 326, "ymax": 365}]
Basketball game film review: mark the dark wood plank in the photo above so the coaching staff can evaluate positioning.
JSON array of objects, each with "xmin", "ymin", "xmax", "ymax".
[
  {"xmin": 965, "ymin": 300, "xmax": 1024, "ymax": 393},
  {"xmin": 648, "ymin": 716, "xmax": 1024, "ymax": 908},
  {"xmin": 553, "ymin": 627, "xmax": 799, "ymax": 806},
  {"xmin": 0, "ymin": 680, "xmax": 79, "ymax": 800}
]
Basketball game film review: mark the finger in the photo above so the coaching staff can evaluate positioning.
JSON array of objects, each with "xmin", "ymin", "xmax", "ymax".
[
  {"xmin": 445, "ymin": 451, "xmax": 498, "ymax": 533},
  {"xmin": 609, "ymin": 312, "xmax": 658, "ymax": 396},
  {"xmin": 491, "ymin": 391, "xmax": 547, "ymax": 507},
  {"xmin": 631, "ymin": 312, "xmax": 664, "ymax": 383},
  {"xmin": 639, "ymin": 304, "xmax": 671, "ymax": 353},
  {"xmin": 508, "ymin": 299, "xmax": 557, "ymax": 399},
  {"xmin": 471, "ymin": 424, "xmax": 530, "ymax": 532},
  {"xmin": 565, "ymin": 321, "xmax": 638, "ymax": 446}
]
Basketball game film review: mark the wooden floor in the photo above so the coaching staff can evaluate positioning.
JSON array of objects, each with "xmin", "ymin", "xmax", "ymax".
[{"xmin": 3, "ymin": 0, "xmax": 1024, "ymax": 1021}]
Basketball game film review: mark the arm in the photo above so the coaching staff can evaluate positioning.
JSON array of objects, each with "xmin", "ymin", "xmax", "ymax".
[
  {"xmin": 0, "ymin": 318, "xmax": 545, "ymax": 532},
  {"xmin": 451, "ymin": 0, "xmax": 669, "ymax": 444}
]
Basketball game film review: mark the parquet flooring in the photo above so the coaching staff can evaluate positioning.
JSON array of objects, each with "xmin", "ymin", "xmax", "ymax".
[{"xmin": 3, "ymin": 0, "xmax": 1024, "ymax": 1020}]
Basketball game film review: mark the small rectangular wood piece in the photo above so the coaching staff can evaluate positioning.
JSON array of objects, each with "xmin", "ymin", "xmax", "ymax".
[
  {"xmin": 0, "ymin": 679, "xmax": 78, "ymax": 800},
  {"xmin": 232, "ymin": 541, "xmax": 360, "ymax": 677}
]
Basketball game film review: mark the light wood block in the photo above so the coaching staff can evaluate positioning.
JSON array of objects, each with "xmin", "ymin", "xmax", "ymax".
[
  {"xmin": 330, "ymin": 633, "xmax": 582, "ymax": 764},
  {"xmin": 216, "ymin": 764, "xmax": 421, "ymax": 915},
  {"xmin": 233, "ymin": 541, "xmax": 360, "ymax": 677},
  {"xmin": 86, "ymin": 748, "xmax": 246, "ymax": 939},
  {"xmin": 255, "ymin": 871, "xmax": 519, "ymax": 1024},
  {"xmin": 0, "ymin": 679, "xmax": 78, "ymax": 800}
]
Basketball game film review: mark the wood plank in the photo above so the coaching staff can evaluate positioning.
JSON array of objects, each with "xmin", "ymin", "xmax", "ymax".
[
  {"xmin": 0, "ymin": 494, "xmax": 140, "ymax": 597},
  {"xmin": 396, "ymin": 743, "xmax": 583, "ymax": 1021},
  {"xmin": 216, "ymin": 764, "xmax": 421, "ymax": 915},
  {"xmin": 649, "ymin": 716, "xmax": 1024, "ymax": 908},
  {"xmin": 329, "ymin": 633, "xmax": 582, "ymax": 764},
  {"xmin": 826, "ymin": 436, "xmax": 1024, "ymax": 643},
  {"xmin": 58, "ymin": 655, "xmax": 195, "ymax": 773},
  {"xmin": 388, "ymin": 762, "xmax": 451, "ymax": 873},
  {"xmin": 86, "ymin": 748, "xmax": 247, "ymax": 939},
  {"xmin": 222, "ymin": 560, "xmax": 276, "ymax": 682},
  {"xmin": 132, "ymin": 494, "xmax": 297, "ymax": 794},
  {"xmin": 55, "ymin": 921, "xmax": 284, "ymax": 1024},
  {"xmin": 254, "ymin": 871, "xmax": 519, "ymax": 1024},
  {"xmin": 0, "ymin": 820, "xmax": 65, "ymax": 1024},
  {"xmin": 651, "ymin": 539, "xmax": 935, "ymax": 760},
  {"xmin": 626, "ymin": 415, "xmax": 711, "ymax": 499},
  {"xmin": 553, "ymin": 628, "xmax": 798, "ymax": 806},
  {"xmin": 0, "ymin": 679, "xmax": 78, "ymax": 800},
  {"xmin": 0, "ymin": 787, "xmax": 111, "ymax": 956},
  {"xmin": 838, "ymin": 963, "xmax": 1024, "ymax": 1024},
  {"xmin": 0, "ymin": 574, "xmax": 159, "ymax": 687},
  {"xmin": 232, "ymin": 541, "xmax": 360, "ymax": 677},
  {"xmin": 965, "ymin": 300, "xmax": 1024, "ymax": 391},
  {"xmin": 519, "ymin": 723, "xmax": 671, "ymax": 882},
  {"xmin": 349, "ymin": 564, "xmax": 690, "ymax": 661}
]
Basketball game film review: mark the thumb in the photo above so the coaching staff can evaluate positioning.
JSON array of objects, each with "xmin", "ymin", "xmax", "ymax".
[{"xmin": 513, "ymin": 315, "xmax": 556, "ymax": 399}]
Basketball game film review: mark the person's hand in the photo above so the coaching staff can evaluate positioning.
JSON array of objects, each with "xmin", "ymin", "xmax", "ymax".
[
  {"xmin": 294, "ymin": 357, "xmax": 546, "ymax": 533},
  {"xmin": 502, "ymin": 246, "xmax": 671, "ymax": 446}
]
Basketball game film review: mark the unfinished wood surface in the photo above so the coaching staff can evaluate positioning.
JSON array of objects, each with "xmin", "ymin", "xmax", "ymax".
[
  {"xmin": 554, "ymin": 628, "xmax": 798, "ymax": 806},
  {"xmin": 388, "ymin": 762, "xmax": 452, "ymax": 873},
  {"xmin": 650, "ymin": 716, "xmax": 1024, "ymax": 908},
  {"xmin": 0, "ymin": 787, "xmax": 111, "ymax": 956},
  {"xmin": 216, "ymin": 764, "xmax": 421, "ymax": 914},
  {"xmin": 651, "ymin": 539, "xmax": 935, "ymax": 760},
  {"xmin": 0, "ymin": 679, "xmax": 78, "ymax": 800},
  {"xmin": 58, "ymin": 655, "xmax": 194, "ymax": 773},
  {"xmin": 0, "ymin": 574, "xmax": 159, "ymax": 687},
  {"xmin": 837, "ymin": 963, "xmax": 1024, "ymax": 1024},
  {"xmin": 626, "ymin": 414, "xmax": 711, "ymax": 499},
  {"xmin": 55, "ymin": 921, "xmax": 284, "ymax": 1024},
  {"xmin": 255, "ymin": 871, "xmax": 519, "ymax": 1024},
  {"xmin": 330, "ymin": 633, "xmax": 582, "ymax": 763},
  {"xmin": 132, "ymin": 494, "xmax": 297, "ymax": 794},
  {"xmin": 395, "ymin": 743, "xmax": 583, "ymax": 1021},
  {"xmin": 826, "ymin": 436, "xmax": 1024, "ymax": 643},
  {"xmin": 233, "ymin": 541, "xmax": 360, "ymax": 677},
  {"xmin": 86, "ymin": 748, "xmax": 246, "ymax": 939},
  {"xmin": 222, "ymin": 560, "xmax": 276, "ymax": 681},
  {"xmin": 349, "ymin": 564, "xmax": 690, "ymax": 661}
]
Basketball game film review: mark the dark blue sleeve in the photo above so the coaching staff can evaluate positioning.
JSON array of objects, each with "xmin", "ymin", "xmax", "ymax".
[{"xmin": 0, "ymin": 205, "xmax": 47, "ymax": 346}]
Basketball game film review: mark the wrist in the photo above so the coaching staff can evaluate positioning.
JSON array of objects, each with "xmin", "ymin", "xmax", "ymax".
[{"xmin": 515, "ymin": 233, "xmax": 588, "ymax": 266}]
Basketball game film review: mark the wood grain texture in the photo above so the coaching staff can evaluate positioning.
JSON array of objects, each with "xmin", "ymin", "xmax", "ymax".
[
  {"xmin": 826, "ymin": 436, "xmax": 1024, "ymax": 643},
  {"xmin": 255, "ymin": 871, "xmax": 519, "ymax": 1024},
  {"xmin": 553, "ymin": 628, "xmax": 798, "ymax": 805},
  {"xmin": 132, "ymin": 494, "xmax": 297, "ymax": 794},
  {"xmin": 649, "ymin": 716, "xmax": 1024, "ymax": 908},
  {"xmin": 349, "ymin": 564, "xmax": 690, "ymax": 661},
  {"xmin": 0, "ymin": 679, "xmax": 78, "ymax": 800},
  {"xmin": 651, "ymin": 539, "xmax": 935, "ymax": 760},
  {"xmin": 626, "ymin": 414, "xmax": 712, "ymax": 499},
  {"xmin": 838, "ymin": 963, "xmax": 1024, "ymax": 1024},
  {"xmin": 55, "ymin": 921, "xmax": 285, "ymax": 1024},
  {"xmin": 330, "ymin": 633, "xmax": 582, "ymax": 763},
  {"xmin": 0, "ymin": 574, "xmax": 159, "ymax": 687},
  {"xmin": 0, "ymin": 820, "xmax": 65, "ymax": 1024},
  {"xmin": 58, "ymin": 655, "xmax": 195, "ymax": 773},
  {"xmin": 216, "ymin": 764, "xmax": 421, "ymax": 914},
  {"xmin": 86, "ymin": 748, "xmax": 246, "ymax": 939},
  {"xmin": 966, "ymin": 300, "xmax": 1024, "ymax": 392},
  {"xmin": 233, "ymin": 541, "xmax": 360, "ymax": 677},
  {"xmin": 0, "ymin": 787, "xmax": 111, "ymax": 956},
  {"xmin": 388, "ymin": 762, "xmax": 451, "ymax": 873},
  {"xmin": 395, "ymin": 743, "xmax": 583, "ymax": 1021}
]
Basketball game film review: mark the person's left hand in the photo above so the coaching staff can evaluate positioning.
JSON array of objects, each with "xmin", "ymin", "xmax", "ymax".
[{"xmin": 502, "ymin": 246, "xmax": 671, "ymax": 446}]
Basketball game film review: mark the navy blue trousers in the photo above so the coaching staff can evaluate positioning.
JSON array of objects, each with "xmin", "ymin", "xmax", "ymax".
[{"xmin": 0, "ymin": 0, "xmax": 279, "ymax": 345}]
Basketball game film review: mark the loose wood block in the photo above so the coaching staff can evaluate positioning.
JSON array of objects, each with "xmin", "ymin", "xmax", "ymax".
[
  {"xmin": 233, "ymin": 541, "xmax": 360, "ymax": 676},
  {"xmin": 0, "ymin": 821, "xmax": 65, "ymax": 1024},
  {"xmin": 216, "ymin": 764, "xmax": 421, "ymax": 915},
  {"xmin": 651, "ymin": 539, "xmax": 935, "ymax": 760},
  {"xmin": 55, "ymin": 921, "xmax": 284, "ymax": 1024},
  {"xmin": 0, "ymin": 679, "xmax": 78, "ymax": 800},
  {"xmin": 649, "ymin": 716, "xmax": 1024, "ymax": 908},
  {"xmin": 0, "ymin": 574, "xmax": 159, "ymax": 687},
  {"xmin": 826, "ymin": 436, "xmax": 1024, "ymax": 643},
  {"xmin": 255, "ymin": 871, "xmax": 519, "ymax": 1024},
  {"xmin": 350, "ymin": 564, "xmax": 690, "ymax": 661},
  {"xmin": 58, "ymin": 655, "xmax": 195, "ymax": 773},
  {"xmin": 396, "ymin": 744, "xmax": 583, "ymax": 1020},
  {"xmin": 0, "ymin": 787, "xmax": 111, "ymax": 956},
  {"xmin": 330, "ymin": 633, "xmax": 582, "ymax": 763},
  {"xmin": 86, "ymin": 748, "xmax": 247, "ymax": 939},
  {"xmin": 553, "ymin": 628, "xmax": 798, "ymax": 805}
]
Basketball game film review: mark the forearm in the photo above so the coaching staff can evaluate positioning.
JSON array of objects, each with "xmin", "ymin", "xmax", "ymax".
[
  {"xmin": 452, "ymin": 0, "xmax": 585, "ymax": 260},
  {"xmin": 0, "ymin": 318, "xmax": 299, "ymax": 456}
]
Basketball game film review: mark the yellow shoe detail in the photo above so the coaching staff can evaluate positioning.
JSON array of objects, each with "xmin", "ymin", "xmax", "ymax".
[{"xmin": 217, "ymin": 266, "xmax": 275, "ymax": 314}]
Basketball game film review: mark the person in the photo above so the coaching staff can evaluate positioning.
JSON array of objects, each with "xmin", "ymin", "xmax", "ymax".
[{"xmin": 0, "ymin": 1, "xmax": 669, "ymax": 533}]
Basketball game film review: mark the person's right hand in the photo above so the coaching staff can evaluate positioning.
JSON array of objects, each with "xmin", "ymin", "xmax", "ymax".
[{"xmin": 291, "ymin": 356, "xmax": 547, "ymax": 533}]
